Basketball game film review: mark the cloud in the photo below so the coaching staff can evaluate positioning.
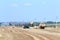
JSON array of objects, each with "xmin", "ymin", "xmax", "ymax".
[
  {"xmin": 10, "ymin": 3, "xmax": 32, "ymax": 7},
  {"xmin": 11, "ymin": 3, "xmax": 18, "ymax": 7},
  {"xmin": 24, "ymin": 3, "xmax": 32, "ymax": 6}
]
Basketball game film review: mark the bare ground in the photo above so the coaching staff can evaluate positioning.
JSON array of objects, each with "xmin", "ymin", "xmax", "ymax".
[{"xmin": 0, "ymin": 26, "xmax": 60, "ymax": 40}]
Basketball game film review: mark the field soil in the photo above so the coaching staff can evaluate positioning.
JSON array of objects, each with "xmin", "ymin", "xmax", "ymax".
[{"xmin": 0, "ymin": 26, "xmax": 60, "ymax": 40}]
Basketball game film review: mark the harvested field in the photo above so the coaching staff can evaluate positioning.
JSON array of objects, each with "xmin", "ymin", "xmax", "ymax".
[{"xmin": 0, "ymin": 26, "xmax": 60, "ymax": 40}]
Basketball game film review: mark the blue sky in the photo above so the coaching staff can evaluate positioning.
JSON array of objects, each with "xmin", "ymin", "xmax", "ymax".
[{"xmin": 0, "ymin": 0, "xmax": 60, "ymax": 22}]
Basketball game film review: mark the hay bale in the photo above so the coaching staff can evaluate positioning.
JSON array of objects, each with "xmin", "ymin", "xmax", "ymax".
[{"xmin": 39, "ymin": 22, "xmax": 46, "ymax": 29}]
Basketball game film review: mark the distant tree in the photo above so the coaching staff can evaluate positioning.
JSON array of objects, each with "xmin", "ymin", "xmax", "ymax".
[
  {"xmin": 33, "ymin": 22, "xmax": 40, "ymax": 26},
  {"xmin": 47, "ymin": 21, "xmax": 54, "ymax": 24},
  {"xmin": 0, "ymin": 23, "xmax": 2, "ymax": 26},
  {"xmin": 29, "ymin": 23, "xmax": 34, "ymax": 27},
  {"xmin": 9, "ymin": 23, "xmax": 12, "ymax": 26}
]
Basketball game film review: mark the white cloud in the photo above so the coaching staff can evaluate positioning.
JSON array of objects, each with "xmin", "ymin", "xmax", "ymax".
[
  {"xmin": 10, "ymin": 3, "xmax": 32, "ymax": 7},
  {"xmin": 11, "ymin": 3, "xmax": 18, "ymax": 7},
  {"xmin": 24, "ymin": 3, "xmax": 32, "ymax": 6}
]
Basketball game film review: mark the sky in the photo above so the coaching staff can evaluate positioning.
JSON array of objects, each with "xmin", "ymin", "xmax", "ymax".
[{"xmin": 0, "ymin": 0, "xmax": 60, "ymax": 22}]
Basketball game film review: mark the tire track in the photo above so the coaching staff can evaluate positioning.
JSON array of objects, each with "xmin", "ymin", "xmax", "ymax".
[
  {"xmin": 19, "ymin": 28, "xmax": 51, "ymax": 40},
  {"xmin": 0, "ymin": 27, "xmax": 60, "ymax": 40},
  {"xmin": 21, "ymin": 28, "xmax": 60, "ymax": 40},
  {"xmin": 11, "ymin": 27, "xmax": 40, "ymax": 40},
  {"xmin": 6, "ymin": 27, "xmax": 34, "ymax": 40}
]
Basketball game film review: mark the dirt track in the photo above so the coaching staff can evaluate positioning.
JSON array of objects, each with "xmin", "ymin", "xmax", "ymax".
[{"xmin": 0, "ymin": 26, "xmax": 60, "ymax": 40}]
